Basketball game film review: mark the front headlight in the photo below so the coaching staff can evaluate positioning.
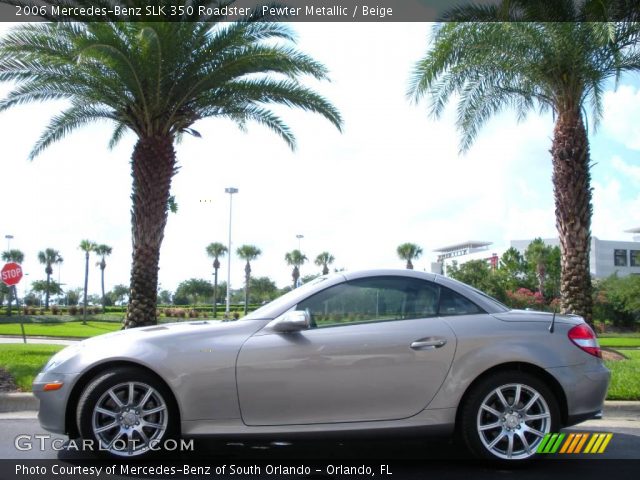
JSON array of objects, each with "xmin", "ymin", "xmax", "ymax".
[{"xmin": 42, "ymin": 344, "xmax": 82, "ymax": 373}]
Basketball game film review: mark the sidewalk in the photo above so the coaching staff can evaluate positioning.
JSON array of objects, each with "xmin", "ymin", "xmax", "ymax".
[{"xmin": 0, "ymin": 335, "xmax": 80, "ymax": 346}]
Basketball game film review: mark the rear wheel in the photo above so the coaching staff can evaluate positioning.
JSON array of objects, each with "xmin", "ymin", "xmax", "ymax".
[
  {"xmin": 460, "ymin": 371, "xmax": 559, "ymax": 461},
  {"xmin": 76, "ymin": 367, "xmax": 177, "ymax": 458}
]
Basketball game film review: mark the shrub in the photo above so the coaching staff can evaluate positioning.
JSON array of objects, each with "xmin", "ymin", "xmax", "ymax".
[
  {"xmin": 69, "ymin": 306, "xmax": 78, "ymax": 315},
  {"xmin": 505, "ymin": 288, "xmax": 545, "ymax": 310},
  {"xmin": 51, "ymin": 306, "xmax": 60, "ymax": 315}
]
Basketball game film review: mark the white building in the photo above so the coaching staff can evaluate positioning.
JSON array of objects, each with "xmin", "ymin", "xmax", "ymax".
[
  {"xmin": 510, "ymin": 234, "xmax": 640, "ymax": 279},
  {"xmin": 430, "ymin": 241, "xmax": 499, "ymax": 275}
]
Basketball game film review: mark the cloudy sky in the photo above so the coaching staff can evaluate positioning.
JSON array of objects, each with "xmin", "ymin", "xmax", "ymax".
[{"xmin": 1, "ymin": 22, "xmax": 639, "ymax": 298}]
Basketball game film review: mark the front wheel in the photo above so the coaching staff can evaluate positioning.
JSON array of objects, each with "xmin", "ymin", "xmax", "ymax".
[
  {"xmin": 76, "ymin": 367, "xmax": 177, "ymax": 458},
  {"xmin": 459, "ymin": 371, "xmax": 560, "ymax": 461}
]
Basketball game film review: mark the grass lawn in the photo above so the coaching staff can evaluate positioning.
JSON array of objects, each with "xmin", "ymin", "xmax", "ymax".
[
  {"xmin": 604, "ymin": 349, "xmax": 640, "ymax": 400},
  {"xmin": 598, "ymin": 334, "xmax": 640, "ymax": 348},
  {"xmin": 0, "ymin": 320, "xmax": 121, "ymax": 338},
  {"xmin": 0, "ymin": 316, "xmax": 223, "ymax": 338},
  {"xmin": 0, "ymin": 344, "xmax": 64, "ymax": 391}
]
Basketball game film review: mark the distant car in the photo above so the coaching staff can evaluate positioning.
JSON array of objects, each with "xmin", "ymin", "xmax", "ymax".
[{"xmin": 33, "ymin": 270, "xmax": 609, "ymax": 461}]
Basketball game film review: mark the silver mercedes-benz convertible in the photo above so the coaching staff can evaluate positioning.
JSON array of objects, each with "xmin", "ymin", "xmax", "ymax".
[{"xmin": 33, "ymin": 269, "xmax": 609, "ymax": 461}]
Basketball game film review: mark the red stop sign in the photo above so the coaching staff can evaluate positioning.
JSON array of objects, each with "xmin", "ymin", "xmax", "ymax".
[{"xmin": 1, "ymin": 262, "xmax": 23, "ymax": 286}]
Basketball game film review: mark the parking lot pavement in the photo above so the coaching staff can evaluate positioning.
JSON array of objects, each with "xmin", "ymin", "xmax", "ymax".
[{"xmin": 0, "ymin": 414, "xmax": 638, "ymax": 460}]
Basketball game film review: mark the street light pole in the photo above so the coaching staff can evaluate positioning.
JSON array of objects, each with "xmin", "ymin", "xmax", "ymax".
[
  {"xmin": 224, "ymin": 187, "xmax": 238, "ymax": 318},
  {"xmin": 296, "ymin": 234, "xmax": 304, "ymax": 251},
  {"xmin": 5, "ymin": 234, "xmax": 14, "ymax": 251}
]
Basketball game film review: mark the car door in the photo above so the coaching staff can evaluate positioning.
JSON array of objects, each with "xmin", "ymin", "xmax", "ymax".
[{"xmin": 236, "ymin": 276, "xmax": 457, "ymax": 426}]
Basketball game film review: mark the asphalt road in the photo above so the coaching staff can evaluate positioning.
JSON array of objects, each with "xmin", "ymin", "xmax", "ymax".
[{"xmin": 0, "ymin": 415, "xmax": 638, "ymax": 480}]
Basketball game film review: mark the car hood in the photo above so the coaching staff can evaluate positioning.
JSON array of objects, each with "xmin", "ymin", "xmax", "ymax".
[
  {"xmin": 79, "ymin": 319, "xmax": 264, "ymax": 347},
  {"xmin": 492, "ymin": 309, "xmax": 584, "ymax": 325}
]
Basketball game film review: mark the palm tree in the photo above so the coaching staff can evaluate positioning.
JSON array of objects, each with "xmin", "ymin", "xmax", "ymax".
[
  {"xmin": 206, "ymin": 242, "xmax": 227, "ymax": 319},
  {"xmin": 236, "ymin": 244, "xmax": 262, "ymax": 315},
  {"xmin": 79, "ymin": 240, "xmax": 96, "ymax": 324},
  {"xmin": 37, "ymin": 248, "xmax": 63, "ymax": 309},
  {"xmin": 408, "ymin": 0, "xmax": 640, "ymax": 323},
  {"xmin": 0, "ymin": 4, "xmax": 342, "ymax": 327},
  {"xmin": 285, "ymin": 249, "xmax": 308, "ymax": 288},
  {"xmin": 94, "ymin": 244, "xmax": 112, "ymax": 310},
  {"xmin": 1, "ymin": 249, "xmax": 25, "ymax": 316},
  {"xmin": 525, "ymin": 238, "xmax": 552, "ymax": 296},
  {"xmin": 397, "ymin": 243, "xmax": 423, "ymax": 270},
  {"xmin": 314, "ymin": 252, "xmax": 335, "ymax": 275}
]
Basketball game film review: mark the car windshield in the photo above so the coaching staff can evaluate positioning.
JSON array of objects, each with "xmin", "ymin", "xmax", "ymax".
[{"xmin": 242, "ymin": 276, "xmax": 329, "ymax": 320}]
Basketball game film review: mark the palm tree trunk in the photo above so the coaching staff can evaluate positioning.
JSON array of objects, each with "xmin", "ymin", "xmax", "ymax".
[
  {"xmin": 6, "ymin": 286, "xmax": 12, "ymax": 317},
  {"xmin": 551, "ymin": 110, "xmax": 593, "ymax": 325},
  {"xmin": 244, "ymin": 262, "xmax": 251, "ymax": 316},
  {"xmin": 124, "ymin": 135, "xmax": 176, "ymax": 328},
  {"xmin": 83, "ymin": 252, "xmax": 89, "ymax": 325},
  {"xmin": 536, "ymin": 264, "xmax": 545, "ymax": 295},
  {"xmin": 100, "ymin": 266, "xmax": 105, "ymax": 310},
  {"xmin": 12, "ymin": 286, "xmax": 18, "ymax": 311},
  {"xmin": 292, "ymin": 266, "xmax": 299, "ymax": 289},
  {"xmin": 45, "ymin": 272, "xmax": 51, "ymax": 309},
  {"xmin": 213, "ymin": 267, "xmax": 218, "ymax": 319}
]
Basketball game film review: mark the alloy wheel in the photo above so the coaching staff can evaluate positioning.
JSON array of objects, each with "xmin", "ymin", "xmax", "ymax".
[
  {"xmin": 91, "ymin": 381, "xmax": 168, "ymax": 457},
  {"xmin": 476, "ymin": 383, "xmax": 552, "ymax": 460}
]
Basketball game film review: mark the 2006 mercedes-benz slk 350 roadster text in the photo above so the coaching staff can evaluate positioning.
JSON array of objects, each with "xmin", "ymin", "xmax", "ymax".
[{"xmin": 33, "ymin": 269, "xmax": 609, "ymax": 461}]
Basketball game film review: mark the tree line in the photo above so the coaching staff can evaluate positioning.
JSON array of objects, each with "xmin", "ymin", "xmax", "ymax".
[{"xmin": 1, "ymin": 0, "xmax": 638, "ymax": 326}]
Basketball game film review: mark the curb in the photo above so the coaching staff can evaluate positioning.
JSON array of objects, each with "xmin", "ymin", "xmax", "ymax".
[
  {"xmin": 0, "ymin": 393, "xmax": 39, "ymax": 413},
  {"xmin": 0, "ymin": 335, "xmax": 82, "ymax": 342},
  {"xmin": 603, "ymin": 400, "xmax": 640, "ymax": 418}
]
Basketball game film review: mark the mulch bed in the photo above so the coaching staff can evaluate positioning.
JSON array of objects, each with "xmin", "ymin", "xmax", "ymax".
[
  {"xmin": 602, "ymin": 348, "xmax": 628, "ymax": 361},
  {"xmin": 0, "ymin": 367, "xmax": 17, "ymax": 392}
]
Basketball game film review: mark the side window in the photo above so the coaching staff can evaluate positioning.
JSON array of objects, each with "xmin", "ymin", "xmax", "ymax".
[
  {"xmin": 438, "ymin": 287, "xmax": 482, "ymax": 316},
  {"xmin": 614, "ymin": 249, "xmax": 628, "ymax": 267},
  {"xmin": 297, "ymin": 277, "xmax": 440, "ymax": 328}
]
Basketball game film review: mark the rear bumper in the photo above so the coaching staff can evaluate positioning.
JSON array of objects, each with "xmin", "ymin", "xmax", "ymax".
[{"xmin": 546, "ymin": 361, "xmax": 610, "ymax": 427}]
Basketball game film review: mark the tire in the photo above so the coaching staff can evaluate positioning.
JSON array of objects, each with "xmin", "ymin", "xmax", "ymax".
[
  {"xmin": 76, "ymin": 367, "xmax": 178, "ymax": 458},
  {"xmin": 459, "ymin": 371, "xmax": 560, "ymax": 462}
]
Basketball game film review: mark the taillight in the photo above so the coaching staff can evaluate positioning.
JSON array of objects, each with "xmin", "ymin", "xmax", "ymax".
[{"xmin": 568, "ymin": 324, "xmax": 602, "ymax": 358}]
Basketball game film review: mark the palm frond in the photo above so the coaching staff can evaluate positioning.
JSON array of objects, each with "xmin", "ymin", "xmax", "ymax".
[
  {"xmin": 29, "ymin": 103, "xmax": 116, "ymax": 160},
  {"xmin": 107, "ymin": 122, "xmax": 130, "ymax": 149},
  {"xmin": 409, "ymin": 1, "xmax": 639, "ymax": 152}
]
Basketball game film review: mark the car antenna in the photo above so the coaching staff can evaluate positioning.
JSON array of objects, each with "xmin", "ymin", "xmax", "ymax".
[{"xmin": 549, "ymin": 307, "xmax": 557, "ymax": 334}]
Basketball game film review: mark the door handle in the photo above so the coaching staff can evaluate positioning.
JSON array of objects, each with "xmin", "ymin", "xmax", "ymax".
[{"xmin": 410, "ymin": 338, "xmax": 447, "ymax": 350}]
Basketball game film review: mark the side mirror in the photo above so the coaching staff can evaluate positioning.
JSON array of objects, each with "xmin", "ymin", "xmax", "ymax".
[{"xmin": 270, "ymin": 310, "xmax": 311, "ymax": 333}]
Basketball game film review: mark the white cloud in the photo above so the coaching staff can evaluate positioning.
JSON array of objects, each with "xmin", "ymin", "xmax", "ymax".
[
  {"xmin": 602, "ymin": 85, "xmax": 640, "ymax": 150},
  {"xmin": 592, "ymin": 178, "xmax": 640, "ymax": 239},
  {"xmin": 0, "ymin": 22, "xmax": 637, "ymax": 297},
  {"xmin": 611, "ymin": 155, "xmax": 640, "ymax": 185}
]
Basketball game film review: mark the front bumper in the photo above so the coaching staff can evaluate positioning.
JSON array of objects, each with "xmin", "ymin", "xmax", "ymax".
[{"xmin": 32, "ymin": 372, "xmax": 78, "ymax": 435}]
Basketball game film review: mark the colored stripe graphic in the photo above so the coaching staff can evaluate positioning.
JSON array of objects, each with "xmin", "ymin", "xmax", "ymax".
[
  {"xmin": 537, "ymin": 433, "xmax": 565, "ymax": 453},
  {"xmin": 538, "ymin": 433, "xmax": 613, "ymax": 454},
  {"xmin": 584, "ymin": 433, "xmax": 613, "ymax": 454}
]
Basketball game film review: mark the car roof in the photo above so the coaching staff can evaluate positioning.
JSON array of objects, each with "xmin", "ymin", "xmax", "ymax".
[{"xmin": 245, "ymin": 269, "xmax": 508, "ymax": 321}]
